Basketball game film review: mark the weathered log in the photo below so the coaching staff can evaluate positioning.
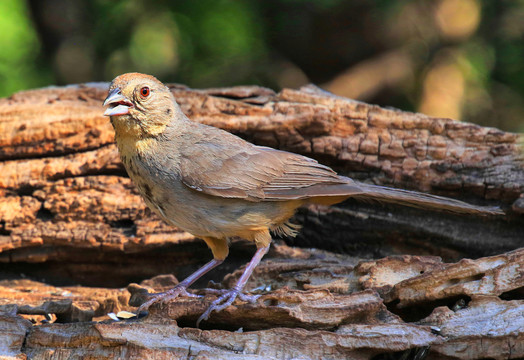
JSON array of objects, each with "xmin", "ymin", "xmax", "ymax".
[
  {"xmin": 1, "ymin": 245, "xmax": 523, "ymax": 359},
  {"xmin": 0, "ymin": 83, "xmax": 523, "ymax": 359},
  {"xmin": 0, "ymin": 83, "xmax": 522, "ymax": 269}
]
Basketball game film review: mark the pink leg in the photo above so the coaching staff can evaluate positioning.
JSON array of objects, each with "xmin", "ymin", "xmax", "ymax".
[
  {"xmin": 136, "ymin": 258, "xmax": 223, "ymax": 316},
  {"xmin": 197, "ymin": 245, "xmax": 269, "ymax": 327}
]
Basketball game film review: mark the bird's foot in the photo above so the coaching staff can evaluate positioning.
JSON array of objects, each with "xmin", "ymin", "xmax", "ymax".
[
  {"xmin": 136, "ymin": 285, "xmax": 201, "ymax": 317},
  {"xmin": 203, "ymin": 288, "xmax": 261, "ymax": 304},
  {"xmin": 197, "ymin": 287, "xmax": 260, "ymax": 327}
]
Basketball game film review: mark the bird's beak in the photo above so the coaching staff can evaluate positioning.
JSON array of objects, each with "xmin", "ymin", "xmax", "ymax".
[{"xmin": 103, "ymin": 88, "xmax": 134, "ymax": 116}]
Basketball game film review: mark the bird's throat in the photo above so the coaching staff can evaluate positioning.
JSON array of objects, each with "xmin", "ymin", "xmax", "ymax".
[{"xmin": 115, "ymin": 130, "xmax": 159, "ymax": 160}]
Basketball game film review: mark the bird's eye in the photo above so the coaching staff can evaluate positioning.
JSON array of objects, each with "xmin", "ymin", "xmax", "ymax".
[{"xmin": 140, "ymin": 86, "xmax": 150, "ymax": 98}]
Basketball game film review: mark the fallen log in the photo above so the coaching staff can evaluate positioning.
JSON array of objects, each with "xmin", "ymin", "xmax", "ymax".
[
  {"xmin": 0, "ymin": 83, "xmax": 522, "ymax": 267},
  {"xmin": 0, "ymin": 83, "xmax": 522, "ymax": 359},
  {"xmin": 1, "ymin": 245, "xmax": 522, "ymax": 359}
]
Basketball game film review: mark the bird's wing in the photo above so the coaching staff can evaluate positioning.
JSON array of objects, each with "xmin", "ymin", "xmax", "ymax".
[
  {"xmin": 178, "ymin": 128, "xmax": 362, "ymax": 201},
  {"xmin": 177, "ymin": 126, "xmax": 503, "ymax": 215}
]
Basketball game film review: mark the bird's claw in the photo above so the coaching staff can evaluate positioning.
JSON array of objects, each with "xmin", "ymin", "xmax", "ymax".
[
  {"xmin": 197, "ymin": 287, "xmax": 258, "ymax": 327},
  {"xmin": 240, "ymin": 292, "xmax": 260, "ymax": 303},
  {"xmin": 203, "ymin": 288, "xmax": 261, "ymax": 304},
  {"xmin": 136, "ymin": 285, "xmax": 201, "ymax": 317}
]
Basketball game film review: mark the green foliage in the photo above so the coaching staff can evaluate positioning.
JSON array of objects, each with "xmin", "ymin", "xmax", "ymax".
[
  {"xmin": 0, "ymin": 0, "xmax": 51, "ymax": 97},
  {"xmin": 94, "ymin": 0, "xmax": 267, "ymax": 87},
  {"xmin": 0, "ymin": 0, "xmax": 523, "ymax": 131}
]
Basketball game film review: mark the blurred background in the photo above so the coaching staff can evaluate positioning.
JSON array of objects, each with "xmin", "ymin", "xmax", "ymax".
[{"xmin": 1, "ymin": 0, "xmax": 523, "ymax": 132}]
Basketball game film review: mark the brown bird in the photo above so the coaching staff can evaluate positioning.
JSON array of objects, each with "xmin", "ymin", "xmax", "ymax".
[{"xmin": 103, "ymin": 73, "xmax": 503, "ymax": 325}]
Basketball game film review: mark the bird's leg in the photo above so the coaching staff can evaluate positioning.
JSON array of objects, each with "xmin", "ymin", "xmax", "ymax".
[
  {"xmin": 197, "ymin": 244, "xmax": 270, "ymax": 327},
  {"xmin": 136, "ymin": 258, "xmax": 223, "ymax": 316}
]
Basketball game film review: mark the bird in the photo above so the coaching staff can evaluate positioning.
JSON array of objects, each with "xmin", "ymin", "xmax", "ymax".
[{"xmin": 103, "ymin": 72, "xmax": 503, "ymax": 325}]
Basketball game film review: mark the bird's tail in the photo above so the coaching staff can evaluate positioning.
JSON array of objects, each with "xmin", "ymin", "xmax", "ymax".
[{"xmin": 349, "ymin": 182, "xmax": 504, "ymax": 216}]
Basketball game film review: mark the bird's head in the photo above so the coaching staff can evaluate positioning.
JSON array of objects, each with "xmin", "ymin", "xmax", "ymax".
[{"xmin": 103, "ymin": 73, "xmax": 178, "ymax": 138}]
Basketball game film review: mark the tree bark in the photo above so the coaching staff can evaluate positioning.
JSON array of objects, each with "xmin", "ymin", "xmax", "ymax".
[{"xmin": 0, "ymin": 83, "xmax": 522, "ymax": 359}]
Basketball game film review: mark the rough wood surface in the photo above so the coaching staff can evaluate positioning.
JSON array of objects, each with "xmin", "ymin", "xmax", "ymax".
[
  {"xmin": 0, "ymin": 83, "xmax": 523, "ymax": 359},
  {"xmin": 0, "ymin": 83, "xmax": 522, "ymax": 266},
  {"xmin": 1, "ymin": 245, "xmax": 523, "ymax": 359}
]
